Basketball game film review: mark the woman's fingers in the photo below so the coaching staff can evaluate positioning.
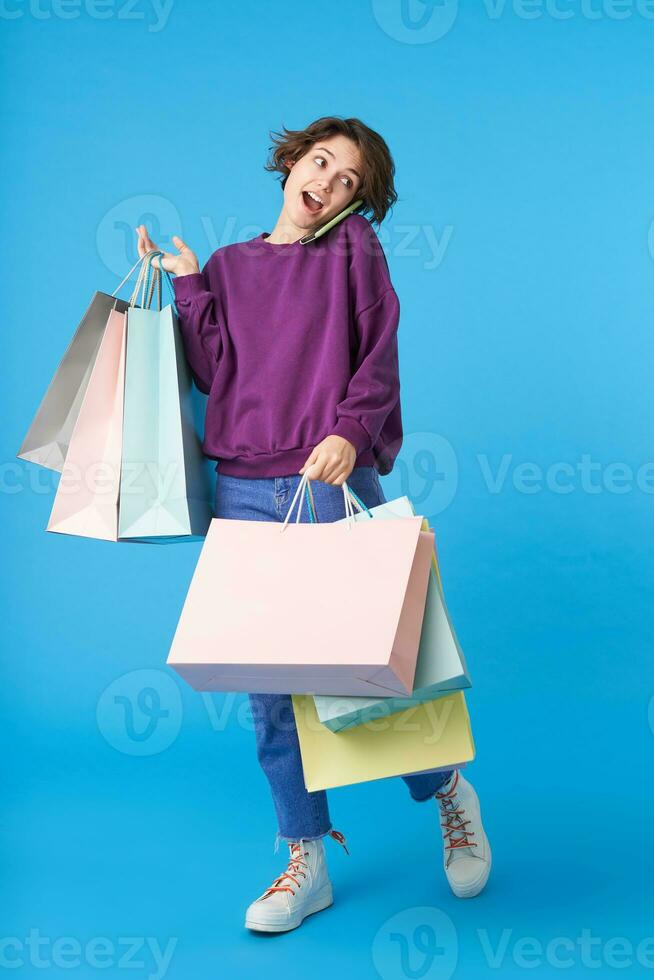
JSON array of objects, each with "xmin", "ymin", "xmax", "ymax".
[
  {"xmin": 135, "ymin": 225, "xmax": 159, "ymax": 257},
  {"xmin": 327, "ymin": 466, "xmax": 352, "ymax": 486},
  {"xmin": 172, "ymin": 234, "xmax": 191, "ymax": 255},
  {"xmin": 322, "ymin": 463, "xmax": 343, "ymax": 484},
  {"xmin": 299, "ymin": 448, "xmax": 319, "ymax": 476},
  {"xmin": 316, "ymin": 455, "xmax": 352, "ymax": 486},
  {"xmin": 135, "ymin": 229, "xmax": 200, "ymax": 278},
  {"xmin": 136, "ymin": 226, "xmax": 146, "ymax": 258}
]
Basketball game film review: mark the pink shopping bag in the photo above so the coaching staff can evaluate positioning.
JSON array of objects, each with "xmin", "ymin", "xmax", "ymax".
[
  {"xmin": 47, "ymin": 308, "xmax": 127, "ymax": 541},
  {"xmin": 167, "ymin": 473, "xmax": 434, "ymax": 695}
]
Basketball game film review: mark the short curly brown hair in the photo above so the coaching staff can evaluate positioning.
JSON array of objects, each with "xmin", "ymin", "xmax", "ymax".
[{"xmin": 264, "ymin": 115, "xmax": 398, "ymax": 227}]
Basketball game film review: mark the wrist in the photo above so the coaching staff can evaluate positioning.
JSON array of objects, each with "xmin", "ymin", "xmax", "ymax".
[
  {"xmin": 171, "ymin": 271, "xmax": 206, "ymax": 302},
  {"xmin": 331, "ymin": 434, "xmax": 356, "ymax": 454},
  {"xmin": 331, "ymin": 418, "xmax": 369, "ymax": 455}
]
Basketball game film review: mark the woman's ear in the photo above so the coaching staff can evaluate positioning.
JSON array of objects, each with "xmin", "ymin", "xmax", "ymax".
[{"xmin": 283, "ymin": 156, "xmax": 295, "ymax": 170}]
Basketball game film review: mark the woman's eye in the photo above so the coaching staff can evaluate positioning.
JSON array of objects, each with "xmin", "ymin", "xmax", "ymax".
[{"xmin": 315, "ymin": 156, "xmax": 353, "ymax": 189}]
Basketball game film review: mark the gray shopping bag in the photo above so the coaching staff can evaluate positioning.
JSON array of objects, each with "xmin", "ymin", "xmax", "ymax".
[{"xmin": 15, "ymin": 257, "xmax": 151, "ymax": 472}]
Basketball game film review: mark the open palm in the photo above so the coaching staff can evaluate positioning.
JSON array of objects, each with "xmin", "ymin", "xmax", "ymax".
[{"xmin": 135, "ymin": 224, "xmax": 200, "ymax": 278}]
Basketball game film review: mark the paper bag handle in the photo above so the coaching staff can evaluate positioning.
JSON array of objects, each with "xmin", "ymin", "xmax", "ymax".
[
  {"xmin": 128, "ymin": 252, "xmax": 158, "ymax": 309},
  {"xmin": 280, "ymin": 470, "xmax": 373, "ymax": 532},
  {"xmin": 111, "ymin": 249, "xmax": 178, "ymax": 315},
  {"xmin": 141, "ymin": 250, "xmax": 178, "ymax": 315},
  {"xmin": 111, "ymin": 250, "xmax": 154, "ymax": 300}
]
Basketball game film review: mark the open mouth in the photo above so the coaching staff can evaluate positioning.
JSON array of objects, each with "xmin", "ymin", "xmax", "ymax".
[{"xmin": 301, "ymin": 190, "xmax": 325, "ymax": 215}]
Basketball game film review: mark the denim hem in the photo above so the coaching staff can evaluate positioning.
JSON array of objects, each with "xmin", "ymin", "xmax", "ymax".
[
  {"xmin": 408, "ymin": 769, "xmax": 457, "ymax": 803},
  {"xmin": 274, "ymin": 826, "xmax": 333, "ymax": 853},
  {"xmin": 409, "ymin": 789, "xmax": 440, "ymax": 803}
]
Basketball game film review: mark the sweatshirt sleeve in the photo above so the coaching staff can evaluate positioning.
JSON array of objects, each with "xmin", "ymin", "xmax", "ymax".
[
  {"xmin": 331, "ymin": 222, "xmax": 401, "ymax": 453},
  {"xmin": 172, "ymin": 262, "xmax": 224, "ymax": 395}
]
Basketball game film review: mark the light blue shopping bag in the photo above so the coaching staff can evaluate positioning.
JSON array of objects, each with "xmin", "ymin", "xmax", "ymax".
[{"xmin": 118, "ymin": 252, "xmax": 213, "ymax": 543}]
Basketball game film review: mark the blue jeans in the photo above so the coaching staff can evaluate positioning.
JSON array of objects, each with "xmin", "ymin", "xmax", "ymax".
[{"xmin": 213, "ymin": 465, "xmax": 455, "ymax": 842}]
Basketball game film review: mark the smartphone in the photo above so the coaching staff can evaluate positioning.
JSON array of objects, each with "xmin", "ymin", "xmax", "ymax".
[{"xmin": 299, "ymin": 198, "xmax": 364, "ymax": 245}]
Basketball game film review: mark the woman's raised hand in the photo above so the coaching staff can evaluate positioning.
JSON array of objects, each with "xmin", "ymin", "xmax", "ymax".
[{"xmin": 135, "ymin": 225, "xmax": 200, "ymax": 278}]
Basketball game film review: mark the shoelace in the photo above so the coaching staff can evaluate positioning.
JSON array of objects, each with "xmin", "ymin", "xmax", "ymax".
[
  {"xmin": 436, "ymin": 771, "xmax": 477, "ymax": 853},
  {"xmin": 263, "ymin": 829, "xmax": 349, "ymax": 898},
  {"xmin": 329, "ymin": 829, "xmax": 349, "ymax": 854}
]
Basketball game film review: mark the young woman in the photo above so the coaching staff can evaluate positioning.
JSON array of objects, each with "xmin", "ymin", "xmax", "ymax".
[{"xmin": 136, "ymin": 116, "xmax": 491, "ymax": 932}]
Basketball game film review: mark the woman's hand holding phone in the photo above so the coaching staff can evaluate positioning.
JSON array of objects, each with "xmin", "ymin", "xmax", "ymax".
[{"xmin": 135, "ymin": 225, "xmax": 200, "ymax": 278}]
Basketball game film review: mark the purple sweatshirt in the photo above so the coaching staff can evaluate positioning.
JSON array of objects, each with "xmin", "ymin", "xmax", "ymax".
[{"xmin": 172, "ymin": 213, "xmax": 403, "ymax": 478}]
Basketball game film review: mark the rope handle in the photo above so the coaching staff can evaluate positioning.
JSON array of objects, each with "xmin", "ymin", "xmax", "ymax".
[
  {"xmin": 141, "ymin": 257, "xmax": 161, "ymax": 310},
  {"xmin": 281, "ymin": 471, "xmax": 373, "ymax": 532},
  {"xmin": 130, "ymin": 254, "xmax": 155, "ymax": 309},
  {"xmin": 109, "ymin": 249, "xmax": 160, "ymax": 310},
  {"xmin": 304, "ymin": 481, "xmax": 371, "ymax": 523},
  {"xmin": 111, "ymin": 250, "xmax": 154, "ymax": 301},
  {"xmin": 142, "ymin": 250, "xmax": 178, "ymax": 314},
  {"xmin": 137, "ymin": 255, "xmax": 160, "ymax": 310},
  {"xmin": 111, "ymin": 249, "xmax": 178, "ymax": 315}
]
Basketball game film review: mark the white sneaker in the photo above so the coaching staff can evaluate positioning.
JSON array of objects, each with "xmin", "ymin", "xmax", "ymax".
[
  {"xmin": 245, "ymin": 832, "xmax": 347, "ymax": 933},
  {"xmin": 435, "ymin": 770, "xmax": 492, "ymax": 898}
]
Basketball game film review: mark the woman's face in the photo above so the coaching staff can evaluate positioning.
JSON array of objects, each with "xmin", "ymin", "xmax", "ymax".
[{"xmin": 283, "ymin": 133, "xmax": 363, "ymax": 232}]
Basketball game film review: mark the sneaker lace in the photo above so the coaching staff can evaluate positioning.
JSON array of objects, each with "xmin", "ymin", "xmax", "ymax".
[
  {"xmin": 436, "ymin": 771, "xmax": 477, "ymax": 854},
  {"xmin": 328, "ymin": 829, "xmax": 349, "ymax": 855},
  {"xmin": 263, "ymin": 829, "xmax": 349, "ymax": 898},
  {"xmin": 263, "ymin": 842, "xmax": 309, "ymax": 897}
]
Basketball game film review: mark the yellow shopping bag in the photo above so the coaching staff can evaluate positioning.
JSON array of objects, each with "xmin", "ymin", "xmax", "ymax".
[{"xmin": 291, "ymin": 690, "xmax": 475, "ymax": 792}]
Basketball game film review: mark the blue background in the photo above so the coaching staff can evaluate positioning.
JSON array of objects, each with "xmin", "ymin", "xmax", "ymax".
[{"xmin": 2, "ymin": 1, "xmax": 654, "ymax": 977}]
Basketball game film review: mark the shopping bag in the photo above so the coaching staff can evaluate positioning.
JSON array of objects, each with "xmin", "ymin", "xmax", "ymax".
[
  {"xmin": 117, "ymin": 254, "xmax": 213, "ymax": 543},
  {"xmin": 167, "ymin": 472, "xmax": 434, "ymax": 695},
  {"xmin": 17, "ymin": 285, "xmax": 131, "ymax": 472},
  {"xmin": 292, "ymin": 690, "xmax": 475, "ymax": 792},
  {"xmin": 313, "ymin": 495, "xmax": 471, "ymax": 731},
  {"xmin": 46, "ymin": 308, "xmax": 128, "ymax": 540}
]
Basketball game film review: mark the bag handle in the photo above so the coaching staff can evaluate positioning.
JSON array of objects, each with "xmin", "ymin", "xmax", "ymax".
[
  {"xmin": 142, "ymin": 250, "xmax": 178, "ymax": 315},
  {"xmin": 111, "ymin": 250, "xmax": 155, "ymax": 300},
  {"xmin": 130, "ymin": 253, "xmax": 158, "ymax": 309},
  {"xmin": 111, "ymin": 249, "xmax": 178, "ymax": 315},
  {"xmin": 140, "ymin": 255, "xmax": 161, "ymax": 310},
  {"xmin": 108, "ymin": 249, "xmax": 159, "ymax": 310},
  {"xmin": 304, "ymin": 480, "xmax": 372, "ymax": 524},
  {"xmin": 280, "ymin": 470, "xmax": 373, "ymax": 532}
]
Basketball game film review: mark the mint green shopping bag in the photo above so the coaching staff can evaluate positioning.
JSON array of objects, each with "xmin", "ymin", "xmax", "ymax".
[
  {"xmin": 118, "ymin": 253, "xmax": 213, "ymax": 543},
  {"xmin": 312, "ymin": 494, "xmax": 471, "ymax": 731}
]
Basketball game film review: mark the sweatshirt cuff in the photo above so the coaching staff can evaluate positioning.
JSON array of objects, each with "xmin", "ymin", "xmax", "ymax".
[
  {"xmin": 331, "ymin": 416, "xmax": 371, "ymax": 455},
  {"xmin": 172, "ymin": 272, "xmax": 207, "ymax": 302}
]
